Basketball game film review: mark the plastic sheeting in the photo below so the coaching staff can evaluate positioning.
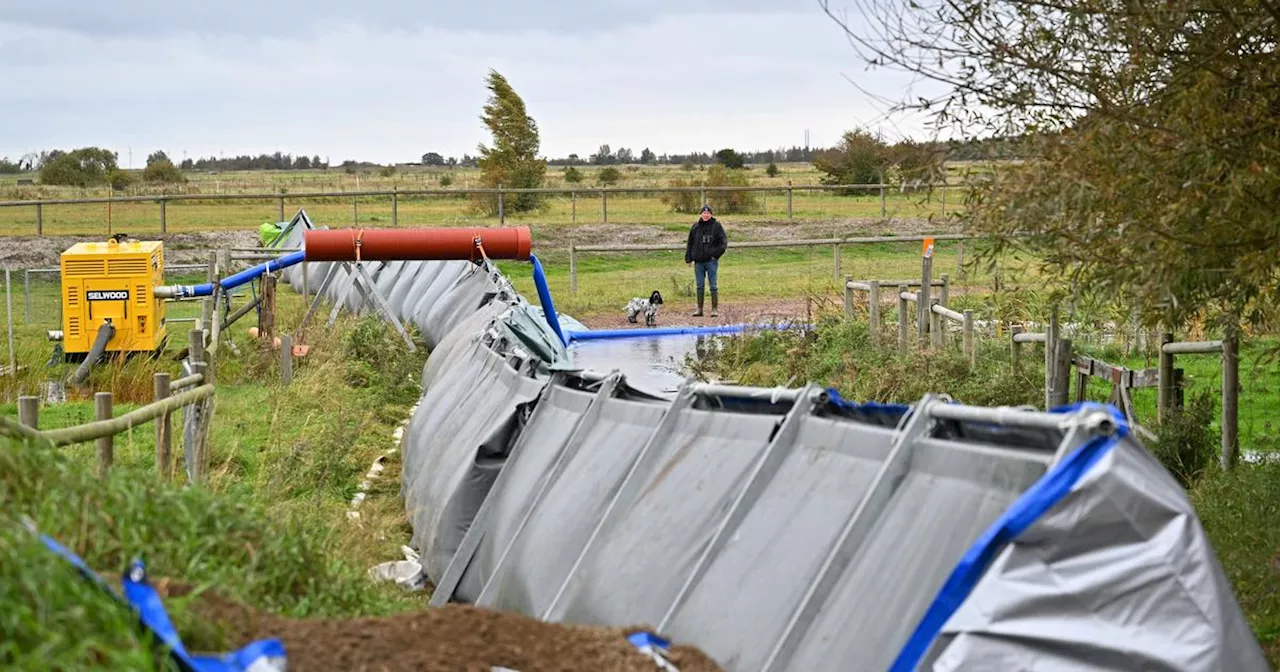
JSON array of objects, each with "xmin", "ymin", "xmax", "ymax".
[{"xmin": 274, "ymin": 216, "xmax": 1266, "ymax": 672}]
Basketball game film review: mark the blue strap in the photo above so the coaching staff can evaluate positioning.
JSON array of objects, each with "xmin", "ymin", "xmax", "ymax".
[
  {"xmin": 888, "ymin": 405, "xmax": 1127, "ymax": 671},
  {"xmin": 30, "ymin": 525, "xmax": 286, "ymax": 672}
]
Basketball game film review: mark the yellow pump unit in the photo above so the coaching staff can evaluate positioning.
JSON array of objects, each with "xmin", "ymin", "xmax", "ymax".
[{"xmin": 60, "ymin": 238, "xmax": 168, "ymax": 357}]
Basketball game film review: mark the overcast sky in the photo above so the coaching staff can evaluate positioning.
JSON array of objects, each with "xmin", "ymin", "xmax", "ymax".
[{"xmin": 0, "ymin": 1, "xmax": 933, "ymax": 166}]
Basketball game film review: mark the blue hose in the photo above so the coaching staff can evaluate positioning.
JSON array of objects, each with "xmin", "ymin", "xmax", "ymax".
[
  {"xmin": 530, "ymin": 254, "xmax": 567, "ymax": 346},
  {"xmin": 166, "ymin": 250, "xmax": 307, "ymax": 298},
  {"xmin": 564, "ymin": 322, "xmax": 803, "ymax": 344}
]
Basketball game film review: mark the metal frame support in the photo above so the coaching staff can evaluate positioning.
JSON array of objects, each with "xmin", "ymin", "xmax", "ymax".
[
  {"xmin": 428, "ymin": 373, "xmax": 565, "ymax": 607},
  {"xmin": 297, "ymin": 263, "xmax": 339, "ymax": 337},
  {"xmin": 475, "ymin": 373, "xmax": 628, "ymax": 606},
  {"xmin": 347, "ymin": 262, "xmax": 415, "ymax": 351},
  {"xmin": 541, "ymin": 383, "xmax": 697, "ymax": 621},
  {"xmin": 657, "ymin": 386, "xmax": 822, "ymax": 631}
]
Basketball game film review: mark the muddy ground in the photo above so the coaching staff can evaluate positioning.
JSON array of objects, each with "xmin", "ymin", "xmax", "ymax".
[
  {"xmin": 0, "ymin": 231, "xmax": 260, "ymax": 269},
  {"xmin": 150, "ymin": 579, "xmax": 724, "ymax": 672},
  {"xmin": 0, "ymin": 217, "xmax": 947, "ymax": 269}
]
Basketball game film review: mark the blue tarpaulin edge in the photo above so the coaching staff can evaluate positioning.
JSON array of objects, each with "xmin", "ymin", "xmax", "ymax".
[{"xmin": 888, "ymin": 402, "xmax": 1129, "ymax": 671}]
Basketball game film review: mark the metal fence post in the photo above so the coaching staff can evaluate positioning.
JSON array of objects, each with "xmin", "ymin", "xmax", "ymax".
[
  {"xmin": 601, "ymin": 190, "xmax": 608, "ymax": 223},
  {"xmin": 1011, "ymin": 325, "xmax": 1024, "ymax": 372},
  {"xmin": 35, "ymin": 203, "xmax": 43, "ymax": 237},
  {"xmin": 569, "ymin": 242, "xmax": 578, "ymax": 293},
  {"xmin": 154, "ymin": 373, "xmax": 171, "ymax": 477},
  {"xmin": 281, "ymin": 333, "xmax": 294, "ymax": 386},
  {"xmin": 1045, "ymin": 306, "xmax": 1060, "ymax": 409},
  {"xmin": 1222, "ymin": 333, "xmax": 1239, "ymax": 470},
  {"xmin": 96, "ymin": 392, "xmax": 113, "ymax": 479},
  {"xmin": 159, "ymin": 199, "xmax": 167, "ymax": 233},
  {"xmin": 869, "ymin": 281, "xmax": 881, "ymax": 344},
  {"xmin": 843, "ymin": 275, "xmax": 853, "ymax": 317},
  {"xmin": 498, "ymin": 185, "xmax": 505, "ymax": 224},
  {"xmin": 962, "ymin": 309, "xmax": 975, "ymax": 366},
  {"xmin": 18, "ymin": 396, "xmax": 38, "ymax": 428},
  {"xmin": 897, "ymin": 284, "xmax": 909, "ymax": 354},
  {"xmin": 786, "ymin": 181, "xmax": 793, "ymax": 221},
  {"xmin": 1158, "ymin": 332, "xmax": 1174, "ymax": 423}
]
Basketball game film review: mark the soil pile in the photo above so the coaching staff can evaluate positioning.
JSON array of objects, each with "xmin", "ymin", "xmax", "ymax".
[{"xmin": 158, "ymin": 580, "xmax": 725, "ymax": 672}]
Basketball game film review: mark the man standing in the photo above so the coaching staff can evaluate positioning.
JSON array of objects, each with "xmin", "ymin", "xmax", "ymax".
[{"xmin": 685, "ymin": 204, "xmax": 728, "ymax": 317}]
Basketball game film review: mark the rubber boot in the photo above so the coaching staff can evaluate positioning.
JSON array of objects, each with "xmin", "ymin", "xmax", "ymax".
[
  {"xmin": 692, "ymin": 288, "xmax": 704, "ymax": 317},
  {"xmin": 710, "ymin": 290, "xmax": 718, "ymax": 317}
]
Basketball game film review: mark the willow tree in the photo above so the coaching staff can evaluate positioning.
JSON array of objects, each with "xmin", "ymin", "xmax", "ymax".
[
  {"xmin": 476, "ymin": 70, "xmax": 546, "ymax": 215},
  {"xmin": 824, "ymin": 0, "xmax": 1280, "ymax": 331}
]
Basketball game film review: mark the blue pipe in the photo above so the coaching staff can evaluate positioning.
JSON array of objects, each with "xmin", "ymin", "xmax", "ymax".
[
  {"xmin": 166, "ymin": 250, "xmax": 307, "ymax": 298},
  {"xmin": 530, "ymin": 254, "xmax": 567, "ymax": 347},
  {"xmin": 564, "ymin": 322, "xmax": 804, "ymax": 344}
]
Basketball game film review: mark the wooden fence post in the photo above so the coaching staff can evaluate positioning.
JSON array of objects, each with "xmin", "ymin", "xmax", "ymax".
[
  {"xmin": 497, "ymin": 185, "xmax": 505, "ymax": 224},
  {"xmin": 956, "ymin": 240, "xmax": 965, "ymax": 279},
  {"xmin": 278, "ymin": 193, "xmax": 285, "ymax": 222},
  {"xmin": 939, "ymin": 273, "xmax": 950, "ymax": 307},
  {"xmin": 1045, "ymin": 306, "xmax": 1059, "ymax": 409},
  {"xmin": 154, "ymin": 373, "xmax": 172, "ymax": 477},
  {"xmin": 571, "ymin": 191, "xmax": 577, "ymax": 224},
  {"xmin": 1222, "ymin": 333, "xmax": 1239, "ymax": 470},
  {"xmin": 869, "ymin": 281, "xmax": 881, "ymax": 344},
  {"xmin": 36, "ymin": 202, "xmax": 43, "ymax": 237},
  {"xmin": 159, "ymin": 199, "xmax": 167, "ymax": 233},
  {"xmin": 786, "ymin": 181, "xmax": 793, "ymax": 220},
  {"xmin": 833, "ymin": 244, "xmax": 842, "ymax": 282},
  {"xmin": 18, "ymin": 396, "xmax": 38, "ymax": 428},
  {"xmin": 918, "ymin": 255, "xmax": 932, "ymax": 346},
  {"xmin": 843, "ymin": 275, "xmax": 853, "ymax": 317},
  {"xmin": 95, "ymin": 392, "xmax": 113, "ymax": 479},
  {"xmin": 392, "ymin": 188, "xmax": 398, "ymax": 227},
  {"xmin": 962, "ymin": 310, "xmax": 975, "ymax": 366},
  {"xmin": 260, "ymin": 274, "xmax": 277, "ymax": 343},
  {"xmin": 601, "ymin": 190, "xmax": 608, "ymax": 223},
  {"xmin": 281, "ymin": 334, "xmax": 294, "ymax": 386},
  {"xmin": 880, "ymin": 183, "xmax": 887, "ymax": 219},
  {"xmin": 1157, "ymin": 332, "xmax": 1174, "ymax": 423},
  {"xmin": 897, "ymin": 284, "xmax": 909, "ymax": 354}
]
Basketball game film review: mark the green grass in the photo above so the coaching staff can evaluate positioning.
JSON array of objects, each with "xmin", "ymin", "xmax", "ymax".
[
  {"xmin": 0, "ymin": 163, "xmax": 968, "ymax": 236},
  {"xmin": 1, "ymin": 287, "xmax": 427, "ymax": 668}
]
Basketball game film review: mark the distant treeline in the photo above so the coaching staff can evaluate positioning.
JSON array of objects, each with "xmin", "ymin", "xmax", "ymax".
[{"xmin": 1, "ymin": 135, "xmax": 1029, "ymax": 177}]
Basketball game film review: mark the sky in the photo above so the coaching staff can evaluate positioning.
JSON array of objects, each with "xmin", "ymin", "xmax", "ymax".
[{"xmin": 0, "ymin": 1, "xmax": 935, "ymax": 166}]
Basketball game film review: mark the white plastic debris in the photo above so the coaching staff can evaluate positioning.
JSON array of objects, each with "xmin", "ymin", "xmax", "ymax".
[{"xmin": 368, "ymin": 546, "xmax": 425, "ymax": 591}]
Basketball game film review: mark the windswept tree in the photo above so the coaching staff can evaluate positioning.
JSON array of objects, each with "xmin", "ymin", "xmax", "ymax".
[
  {"xmin": 476, "ymin": 70, "xmax": 546, "ymax": 214},
  {"xmin": 823, "ymin": 0, "xmax": 1280, "ymax": 330}
]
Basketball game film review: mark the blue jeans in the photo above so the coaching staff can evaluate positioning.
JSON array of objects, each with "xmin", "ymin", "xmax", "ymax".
[{"xmin": 694, "ymin": 259, "xmax": 718, "ymax": 293}]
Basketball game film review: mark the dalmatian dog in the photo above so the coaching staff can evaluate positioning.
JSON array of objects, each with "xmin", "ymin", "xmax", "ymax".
[{"xmin": 625, "ymin": 290, "xmax": 664, "ymax": 327}]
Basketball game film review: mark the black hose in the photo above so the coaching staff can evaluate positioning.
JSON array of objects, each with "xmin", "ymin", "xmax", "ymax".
[{"xmin": 68, "ymin": 321, "xmax": 115, "ymax": 386}]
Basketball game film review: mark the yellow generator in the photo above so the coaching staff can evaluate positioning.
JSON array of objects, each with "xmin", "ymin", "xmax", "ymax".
[{"xmin": 60, "ymin": 236, "xmax": 168, "ymax": 360}]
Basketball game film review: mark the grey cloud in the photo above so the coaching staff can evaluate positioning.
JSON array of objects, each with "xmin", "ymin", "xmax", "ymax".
[{"xmin": 1, "ymin": 0, "xmax": 804, "ymax": 37}]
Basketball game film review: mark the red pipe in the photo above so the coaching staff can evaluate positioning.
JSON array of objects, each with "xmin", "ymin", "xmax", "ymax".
[{"xmin": 304, "ymin": 227, "xmax": 532, "ymax": 262}]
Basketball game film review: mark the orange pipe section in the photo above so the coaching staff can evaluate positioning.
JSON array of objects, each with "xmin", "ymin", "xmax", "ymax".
[{"xmin": 304, "ymin": 227, "xmax": 532, "ymax": 262}]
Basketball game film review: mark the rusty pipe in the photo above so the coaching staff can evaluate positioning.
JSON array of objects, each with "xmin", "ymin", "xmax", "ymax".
[{"xmin": 303, "ymin": 227, "xmax": 532, "ymax": 262}]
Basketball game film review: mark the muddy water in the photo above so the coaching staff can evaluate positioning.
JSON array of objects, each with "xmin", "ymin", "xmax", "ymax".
[{"xmin": 567, "ymin": 334, "xmax": 717, "ymax": 397}]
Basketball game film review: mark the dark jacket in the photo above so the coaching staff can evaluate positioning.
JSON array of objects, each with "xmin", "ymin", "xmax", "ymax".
[{"xmin": 685, "ymin": 217, "xmax": 728, "ymax": 263}]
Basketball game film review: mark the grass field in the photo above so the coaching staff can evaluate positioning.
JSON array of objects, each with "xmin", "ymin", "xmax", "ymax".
[{"xmin": 0, "ymin": 163, "xmax": 968, "ymax": 236}]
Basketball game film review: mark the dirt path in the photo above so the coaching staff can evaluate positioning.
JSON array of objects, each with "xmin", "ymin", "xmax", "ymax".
[
  {"xmin": 152, "ymin": 580, "xmax": 724, "ymax": 672},
  {"xmin": 575, "ymin": 296, "xmax": 821, "ymax": 330}
]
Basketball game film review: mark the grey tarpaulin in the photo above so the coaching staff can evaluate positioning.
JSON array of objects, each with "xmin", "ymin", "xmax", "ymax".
[
  {"xmin": 920, "ymin": 434, "xmax": 1267, "ymax": 672},
  {"xmin": 276, "ymin": 220, "xmax": 1266, "ymax": 672}
]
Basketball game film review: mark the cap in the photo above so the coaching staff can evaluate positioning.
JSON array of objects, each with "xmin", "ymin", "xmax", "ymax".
[{"xmin": 701, "ymin": 204, "xmax": 712, "ymax": 214}]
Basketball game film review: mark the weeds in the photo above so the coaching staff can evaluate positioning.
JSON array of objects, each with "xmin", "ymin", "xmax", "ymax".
[{"xmin": 1151, "ymin": 391, "xmax": 1218, "ymax": 488}]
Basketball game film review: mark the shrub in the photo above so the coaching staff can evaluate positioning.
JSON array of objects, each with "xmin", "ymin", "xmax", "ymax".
[
  {"xmin": 1151, "ymin": 391, "xmax": 1218, "ymax": 488},
  {"xmin": 662, "ymin": 165, "xmax": 759, "ymax": 215},
  {"xmin": 765, "ymin": 162, "xmax": 780, "ymax": 177},
  {"xmin": 108, "ymin": 169, "xmax": 136, "ymax": 191},
  {"xmin": 141, "ymin": 160, "xmax": 186, "ymax": 184},
  {"xmin": 596, "ymin": 167, "xmax": 622, "ymax": 186},
  {"xmin": 563, "ymin": 166, "xmax": 583, "ymax": 184},
  {"xmin": 379, "ymin": 166, "xmax": 396, "ymax": 178},
  {"xmin": 439, "ymin": 173, "xmax": 454, "ymax": 187}
]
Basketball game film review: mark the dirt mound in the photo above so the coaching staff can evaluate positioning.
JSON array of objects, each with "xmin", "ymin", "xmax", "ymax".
[{"xmin": 154, "ymin": 580, "xmax": 725, "ymax": 672}]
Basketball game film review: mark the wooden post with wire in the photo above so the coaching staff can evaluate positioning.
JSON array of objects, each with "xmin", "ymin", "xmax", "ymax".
[
  {"xmin": 96, "ymin": 392, "xmax": 113, "ymax": 479},
  {"xmin": 154, "ymin": 373, "xmax": 172, "ymax": 477}
]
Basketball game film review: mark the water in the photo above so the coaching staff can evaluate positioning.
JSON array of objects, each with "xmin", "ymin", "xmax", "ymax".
[{"xmin": 567, "ymin": 334, "xmax": 716, "ymax": 397}]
